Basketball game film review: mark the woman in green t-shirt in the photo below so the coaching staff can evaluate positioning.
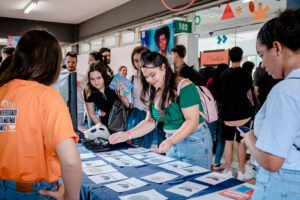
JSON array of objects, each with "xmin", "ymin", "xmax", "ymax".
[{"xmin": 109, "ymin": 52, "xmax": 212, "ymax": 169}]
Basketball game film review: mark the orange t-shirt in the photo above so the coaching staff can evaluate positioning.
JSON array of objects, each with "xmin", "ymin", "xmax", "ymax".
[{"xmin": 0, "ymin": 79, "xmax": 79, "ymax": 182}]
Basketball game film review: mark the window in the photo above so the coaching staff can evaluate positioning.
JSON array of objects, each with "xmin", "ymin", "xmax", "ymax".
[
  {"xmin": 121, "ymin": 31, "xmax": 135, "ymax": 44},
  {"xmin": 90, "ymin": 38, "xmax": 102, "ymax": 51},
  {"xmin": 79, "ymin": 43, "xmax": 90, "ymax": 54},
  {"xmin": 103, "ymin": 36, "xmax": 116, "ymax": 47}
]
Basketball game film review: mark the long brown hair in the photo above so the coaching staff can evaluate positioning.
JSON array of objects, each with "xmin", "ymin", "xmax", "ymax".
[
  {"xmin": 0, "ymin": 29, "xmax": 61, "ymax": 86},
  {"xmin": 140, "ymin": 51, "xmax": 176, "ymax": 120}
]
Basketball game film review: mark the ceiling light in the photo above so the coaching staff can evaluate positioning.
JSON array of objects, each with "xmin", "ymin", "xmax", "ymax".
[
  {"xmin": 24, "ymin": 0, "xmax": 38, "ymax": 14},
  {"xmin": 242, "ymin": 0, "xmax": 253, "ymax": 3}
]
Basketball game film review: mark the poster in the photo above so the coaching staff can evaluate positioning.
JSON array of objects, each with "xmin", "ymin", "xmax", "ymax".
[{"xmin": 141, "ymin": 23, "xmax": 174, "ymax": 62}]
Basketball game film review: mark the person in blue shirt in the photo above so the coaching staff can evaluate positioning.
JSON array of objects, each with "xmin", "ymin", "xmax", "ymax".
[{"xmin": 241, "ymin": 9, "xmax": 300, "ymax": 199}]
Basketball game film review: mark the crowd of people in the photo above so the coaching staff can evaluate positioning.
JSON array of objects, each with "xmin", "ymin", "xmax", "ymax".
[{"xmin": 0, "ymin": 8, "xmax": 300, "ymax": 199}]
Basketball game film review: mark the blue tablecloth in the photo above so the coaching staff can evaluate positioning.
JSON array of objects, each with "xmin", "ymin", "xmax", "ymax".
[{"xmin": 79, "ymin": 143, "xmax": 242, "ymax": 200}]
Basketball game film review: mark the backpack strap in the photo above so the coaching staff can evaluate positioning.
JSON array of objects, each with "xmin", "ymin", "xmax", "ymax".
[{"xmin": 176, "ymin": 78, "xmax": 189, "ymax": 96}]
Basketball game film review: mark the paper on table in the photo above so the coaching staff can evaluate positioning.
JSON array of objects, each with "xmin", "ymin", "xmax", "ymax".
[
  {"xmin": 122, "ymin": 147, "xmax": 151, "ymax": 154},
  {"xmin": 83, "ymin": 165, "xmax": 118, "ymax": 176},
  {"xmin": 195, "ymin": 172, "xmax": 230, "ymax": 185},
  {"xmin": 175, "ymin": 166, "xmax": 209, "ymax": 176},
  {"xmin": 119, "ymin": 189, "xmax": 167, "ymax": 200},
  {"xmin": 131, "ymin": 152, "xmax": 158, "ymax": 159},
  {"xmin": 89, "ymin": 172, "xmax": 128, "ymax": 184},
  {"xmin": 141, "ymin": 171, "xmax": 178, "ymax": 183},
  {"xmin": 166, "ymin": 181, "xmax": 208, "ymax": 197},
  {"xmin": 159, "ymin": 161, "xmax": 192, "ymax": 171},
  {"xmin": 80, "ymin": 153, "xmax": 97, "ymax": 160},
  {"xmin": 103, "ymin": 155, "xmax": 135, "ymax": 163},
  {"xmin": 82, "ymin": 160, "xmax": 107, "ymax": 168},
  {"xmin": 105, "ymin": 177, "xmax": 148, "ymax": 193},
  {"xmin": 97, "ymin": 150, "xmax": 125, "ymax": 157},
  {"xmin": 144, "ymin": 155, "xmax": 175, "ymax": 165},
  {"xmin": 111, "ymin": 159, "xmax": 145, "ymax": 167}
]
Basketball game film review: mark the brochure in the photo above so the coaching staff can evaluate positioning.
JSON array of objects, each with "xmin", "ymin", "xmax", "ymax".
[
  {"xmin": 89, "ymin": 172, "xmax": 128, "ymax": 184},
  {"xmin": 219, "ymin": 183, "xmax": 254, "ymax": 200},
  {"xmin": 166, "ymin": 181, "xmax": 208, "ymax": 197},
  {"xmin": 109, "ymin": 74, "xmax": 133, "ymax": 96},
  {"xmin": 174, "ymin": 166, "xmax": 209, "ymax": 176},
  {"xmin": 195, "ymin": 172, "xmax": 230, "ymax": 185},
  {"xmin": 141, "ymin": 171, "xmax": 178, "ymax": 183},
  {"xmin": 83, "ymin": 165, "xmax": 118, "ymax": 176},
  {"xmin": 105, "ymin": 177, "xmax": 148, "ymax": 193},
  {"xmin": 144, "ymin": 155, "xmax": 175, "ymax": 165},
  {"xmin": 159, "ymin": 161, "xmax": 192, "ymax": 171},
  {"xmin": 82, "ymin": 160, "xmax": 107, "ymax": 168},
  {"xmin": 80, "ymin": 153, "xmax": 97, "ymax": 160}
]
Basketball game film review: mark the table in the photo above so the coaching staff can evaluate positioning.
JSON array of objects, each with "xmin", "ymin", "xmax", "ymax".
[{"xmin": 79, "ymin": 143, "xmax": 244, "ymax": 200}]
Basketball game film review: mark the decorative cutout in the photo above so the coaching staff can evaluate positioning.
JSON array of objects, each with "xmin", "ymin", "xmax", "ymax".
[
  {"xmin": 249, "ymin": 1, "xmax": 255, "ymax": 13},
  {"xmin": 160, "ymin": 0, "xmax": 196, "ymax": 12},
  {"xmin": 194, "ymin": 15, "xmax": 201, "ymax": 26},
  {"xmin": 252, "ymin": 2, "xmax": 269, "ymax": 20},
  {"xmin": 235, "ymin": 6, "xmax": 243, "ymax": 16},
  {"xmin": 221, "ymin": 3, "xmax": 235, "ymax": 20}
]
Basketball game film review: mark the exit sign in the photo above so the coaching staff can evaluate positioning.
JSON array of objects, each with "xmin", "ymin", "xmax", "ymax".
[{"xmin": 174, "ymin": 20, "xmax": 192, "ymax": 33}]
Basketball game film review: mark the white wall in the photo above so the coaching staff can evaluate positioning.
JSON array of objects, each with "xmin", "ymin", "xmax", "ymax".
[
  {"xmin": 76, "ymin": 42, "xmax": 141, "ymax": 81},
  {"xmin": 110, "ymin": 43, "xmax": 140, "ymax": 77}
]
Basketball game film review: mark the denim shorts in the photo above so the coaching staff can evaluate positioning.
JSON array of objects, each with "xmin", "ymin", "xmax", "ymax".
[
  {"xmin": 166, "ymin": 123, "xmax": 212, "ymax": 169},
  {"xmin": 253, "ymin": 167, "xmax": 300, "ymax": 200},
  {"xmin": 0, "ymin": 179, "xmax": 58, "ymax": 200}
]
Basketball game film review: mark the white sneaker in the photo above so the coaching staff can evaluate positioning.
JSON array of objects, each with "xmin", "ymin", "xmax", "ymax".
[
  {"xmin": 237, "ymin": 171, "xmax": 251, "ymax": 181},
  {"xmin": 223, "ymin": 169, "xmax": 233, "ymax": 177}
]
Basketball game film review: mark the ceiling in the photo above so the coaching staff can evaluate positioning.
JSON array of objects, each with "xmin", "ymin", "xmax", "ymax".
[{"xmin": 0, "ymin": 0, "xmax": 131, "ymax": 24}]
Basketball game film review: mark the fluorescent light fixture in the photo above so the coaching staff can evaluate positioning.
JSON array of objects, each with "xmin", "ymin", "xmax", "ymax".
[
  {"xmin": 24, "ymin": 0, "xmax": 38, "ymax": 14},
  {"xmin": 242, "ymin": 0, "xmax": 253, "ymax": 3}
]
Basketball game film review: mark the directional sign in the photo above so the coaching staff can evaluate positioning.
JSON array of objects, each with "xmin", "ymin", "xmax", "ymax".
[{"xmin": 217, "ymin": 35, "xmax": 228, "ymax": 44}]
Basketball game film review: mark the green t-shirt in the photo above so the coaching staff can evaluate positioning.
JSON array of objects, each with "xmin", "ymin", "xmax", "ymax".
[{"xmin": 152, "ymin": 83, "xmax": 204, "ymax": 130}]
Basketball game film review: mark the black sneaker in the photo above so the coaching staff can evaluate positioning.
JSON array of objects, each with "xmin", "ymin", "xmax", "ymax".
[{"xmin": 212, "ymin": 164, "xmax": 223, "ymax": 170}]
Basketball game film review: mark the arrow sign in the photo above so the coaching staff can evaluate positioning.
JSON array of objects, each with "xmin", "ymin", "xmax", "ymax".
[
  {"xmin": 217, "ymin": 35, "xmax": 222, "ymax": 44},
  {"xmin": 222, "ymin": 35, "xmax": 228, "ymax": 43},
  {"xmin": 217, "ymin": 35, "xmax": 228, "ymax": 44}
]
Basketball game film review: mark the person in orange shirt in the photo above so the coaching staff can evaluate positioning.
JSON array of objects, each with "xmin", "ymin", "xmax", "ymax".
[{"xmin": 0, "ymin": 29, "xmax": 82, "ymax": 200}]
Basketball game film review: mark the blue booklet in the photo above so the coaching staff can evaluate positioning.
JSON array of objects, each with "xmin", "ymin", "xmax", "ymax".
[{"xmin": 109, "ymin": 74, "xmax": 133, "ymax": 96}]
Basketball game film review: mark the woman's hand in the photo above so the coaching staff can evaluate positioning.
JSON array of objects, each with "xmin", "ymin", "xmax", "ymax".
[
  {"xmin": 39, "ymin": 183, "xmax": 65, "ymax": 200},
  {"xmin": 152, "ymin": 138, "xmax": 174, "ymax": 154},
  {"xmin": 109, "ymin": 132, "xmax": 128, "ymax": 144}
]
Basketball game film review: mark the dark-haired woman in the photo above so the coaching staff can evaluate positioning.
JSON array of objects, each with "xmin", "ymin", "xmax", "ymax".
[
  {"xmin": 241, "ymin": 9, "xmax": 300, "ymax": 199},
  {"xmin": 84, "ymin": 61, "xmax": 121, "ymax": 130},
  {"xmin": 0, "ymin": 30, "xmax": 81, "ymax": 199},
  {"xmin": 120, "ymin": 46, "xmax": 165, "ymax": 148},
  {"xmin": 109, "ymin": 52, "xmax": 212, "ymax": 168}
]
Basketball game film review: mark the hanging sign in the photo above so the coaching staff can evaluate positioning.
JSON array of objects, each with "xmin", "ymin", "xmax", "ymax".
[{"xmin": 173, "ymin": 20, "xmax": 192, "ymax": 33}]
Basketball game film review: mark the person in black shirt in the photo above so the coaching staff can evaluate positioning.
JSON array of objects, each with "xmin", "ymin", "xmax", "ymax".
[
  {"xmin": 219, "ymin": 46, "xmax": 253, "ymax": 180},
  {"xmin": 253, "ymin": 62, "xmax": 281, "ymax": 110},
  {"xmin": 84, "ymin": 61, "xmax": 119, "ymax": 127},
  {"xmin": 171, "ymin": 44, "xmax": 200, "ymax": 85}
]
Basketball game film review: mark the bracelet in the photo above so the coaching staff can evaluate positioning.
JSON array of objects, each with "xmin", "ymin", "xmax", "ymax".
[{"xmin": 127, "ymin": 131, "xmax": 132, "ymax": 140}]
